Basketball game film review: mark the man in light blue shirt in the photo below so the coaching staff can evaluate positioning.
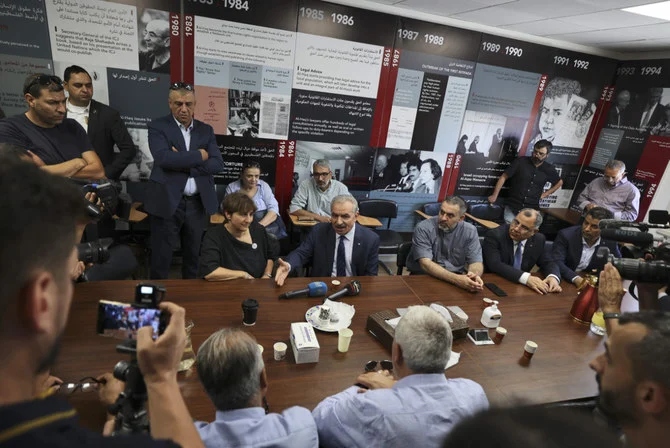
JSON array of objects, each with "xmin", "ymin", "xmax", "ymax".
[
  {"xmin": 290, "ymin": 159, "xmax": 350, "ymax": 222},
  {"xmin": 312, "ymin": 306, "xmax": 489, "ymax": 448},
  {"xmin": 195, "ymin": 328, "xmax": 318, "ymax": 448}
]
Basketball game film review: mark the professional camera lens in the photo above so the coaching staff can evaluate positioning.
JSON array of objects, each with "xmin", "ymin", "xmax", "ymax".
[
  {"xmin": 76, "ymin": 238, "xmax": 113, "ymax": 264},
  {"xmin": 612, "ymin": 259, "xmax": 670, "ymax": 284},
  {"xmin": 113, "ymin": 360, "xmax": 131, "ymax": 382}
]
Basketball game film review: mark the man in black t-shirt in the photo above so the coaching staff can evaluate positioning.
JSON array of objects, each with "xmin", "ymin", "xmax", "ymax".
[
  {"xmin": 488, "ymin": 139, "xmax": 563, "ymax": 224},
  {"xmin": 0, "ymin": 73, "xmax": 104, "ymax": 181},
  {"xmin": 0, "ymin": 157, "xmax": 203, "ymax": 447}
]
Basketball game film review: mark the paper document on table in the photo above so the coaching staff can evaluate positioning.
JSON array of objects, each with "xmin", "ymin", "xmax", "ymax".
[
  {"xmin": 396, "ymin": 308, "xmax": 408, "ymax": 316},
  {"xmin": 323, "ymin": 299, "xmax": 355, "ymax": 326},
  {"xmin": 385, "ymin": 316, "xmax": 401, "ymax": 329},
  {"xmin": 445, "ymin": 351, "xmax": 460, "ymax": 370}
]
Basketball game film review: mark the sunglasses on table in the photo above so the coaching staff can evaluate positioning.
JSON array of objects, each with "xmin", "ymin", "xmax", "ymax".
[
  {"xmin": 169, "ymin": 82, "xmax": 194, "ymax": 91},
  {"xmin": 364, "ymin": 360, "xmax": 393, "ymax": 372}
]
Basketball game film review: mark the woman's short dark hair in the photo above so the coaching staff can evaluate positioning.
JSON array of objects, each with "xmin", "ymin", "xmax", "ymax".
[
  {"xmin": 221, "ymin": 192, "xmax": 256, "ymax": 219},
  {"xmin": 423, "ymin": 158, "xmax": 442, "ymax": 180}
]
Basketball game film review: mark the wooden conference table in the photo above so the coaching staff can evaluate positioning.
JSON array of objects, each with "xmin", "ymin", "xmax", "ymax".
[{"xmin": 55, "ymin": 274, "xmax": 635, "ymax": 430}]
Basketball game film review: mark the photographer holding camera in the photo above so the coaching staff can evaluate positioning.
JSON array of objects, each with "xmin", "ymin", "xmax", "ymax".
[{"xmin": 0, "ymin": 156, "xmax": 202, "ymax": 447}]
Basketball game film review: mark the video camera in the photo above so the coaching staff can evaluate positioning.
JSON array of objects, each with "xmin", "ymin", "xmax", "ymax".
[
  {"xmin": 108, "ymin": 283, "xmax": 166, "ymax": 435},
  {"xmin": 82, "ymin": 181, "xmax": 132, "ymax": 220},
  {"xmin": 76, "ymin": 237, "xmax": 113, "ymax": 264},
  {"xmin": 594, "ymin": 210, "xmax": 670, "ymax": 285}
]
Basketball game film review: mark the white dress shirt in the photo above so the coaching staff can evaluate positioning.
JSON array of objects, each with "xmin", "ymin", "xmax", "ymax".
[
  {"xmin": 66, "ymin": 100, "xmax": 89, "ymax": 132},
  {"xmin": 174, "ymin": 117, "xmax": 198, "ymax": 196},
  {"xmin": 331, "ymin": 225, "xmax": 356, "ymax": 277},
  {"xmin": 576, "ymin": 237, "xmax": 600, "ymax": 272}
]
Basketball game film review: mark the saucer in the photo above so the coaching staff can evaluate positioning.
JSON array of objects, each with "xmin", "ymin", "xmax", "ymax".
[{"xmin": 305, "ymin": 305, "xmax": 350, "ymax": 332}]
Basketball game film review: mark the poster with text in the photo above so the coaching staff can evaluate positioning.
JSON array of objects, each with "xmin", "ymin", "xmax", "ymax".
[
  {"xmin": 289, "ymin": 0, "xmax": 398, "ymax": 145},
  {"xmin": 213, "ymin": 136, "xmax": 278, "ymax": 185},
  {"xmin": 448, "ymin": 36, "xmax": 552, "ymax": 201},
  {"xmin": 381, "ymin": 18, "xmax": 480, "ymax": 152},
  {"xmin": 0, "ymin": 0, "xmax": 51, "ymax": 60},
  {"xmin": 107, "ymin": 67, "xmax": 170, "ymax": 129},
  {"xmin": 0, "ymin": 54, "xmax": 53, "ymax": 118},
  {"xmin": 571, "ymin": 59, "xmax": 670, "ymax": 217},
  {"xmin": 45, "ymin": 0, "xmax": 139, "ymax": 70},
  {"xmin": 189, "ymin": 0, "xmax": 298, "ymax": 140}
]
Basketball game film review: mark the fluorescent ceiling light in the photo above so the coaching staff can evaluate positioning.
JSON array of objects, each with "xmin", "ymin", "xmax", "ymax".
[{"xmin": 622, "ymin": 1, "xmax": 670, "ymax": 21}]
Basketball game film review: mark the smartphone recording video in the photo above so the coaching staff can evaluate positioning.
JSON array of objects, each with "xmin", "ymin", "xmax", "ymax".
[{"xmin": 97, "ymin": 300, "xmax": 163, "ymax": 340}]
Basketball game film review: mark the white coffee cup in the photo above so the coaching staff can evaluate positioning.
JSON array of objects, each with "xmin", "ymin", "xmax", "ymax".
[
  {"xmin": 273, "ymin": 342, "xmax": 287, "ymax": 361},
  {"xmin": 338, "ymin": 328, "xmax": 353, "ymax": 353},
  {"xmin": 523, "ymin": 340, "xmax": 538, "ymax": 359}
]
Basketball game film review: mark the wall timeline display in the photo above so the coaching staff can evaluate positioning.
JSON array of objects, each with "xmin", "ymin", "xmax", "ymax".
[
  {"xmin": 289, "ymin": 0, "xmax": 397, "ymax": 145},
  {"xmin": 379, "ymin": 18, "xmax": 480, "ymax": 152},
  {"xmin": 187, "ymin": 0, "xmax": 299, "ymax": 140},
  {"xmin": 448, "ymin": 35, "xmax": 551, "ymax": 202},
  {"xmin": 572, "ymin": 59, "xmax": 670, "ymax": 219},
  {"xmin": 0, "ymin": 0, "xmax": 667, "ymax": 226}
]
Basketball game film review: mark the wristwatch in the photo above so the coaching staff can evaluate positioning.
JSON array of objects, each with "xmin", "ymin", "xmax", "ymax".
[{"xmin": 603, "ymin": 312, "xmax": 621, "ymax": 320}]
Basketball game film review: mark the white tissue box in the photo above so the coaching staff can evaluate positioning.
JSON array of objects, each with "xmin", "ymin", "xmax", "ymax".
[{"xmin": 290, "ymin": 322, "xmax": 320, "ymax": 364}]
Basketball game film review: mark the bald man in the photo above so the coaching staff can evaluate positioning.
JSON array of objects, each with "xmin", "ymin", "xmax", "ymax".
[{"xmin": 607, "ymin": 90, "xmax": 631, "ymax": 128}]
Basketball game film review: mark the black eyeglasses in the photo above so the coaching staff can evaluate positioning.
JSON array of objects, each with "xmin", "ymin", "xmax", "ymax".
[
  {"xmin": 364, "ymin": 360, "xmax": 393, "ymax": 372},
  {"xmin": 169, "ymin": 82, "xmax": 194, "ymax": 91},
  {"xmin": 24, "ymin": 74, "xmax": 63, "ymax": 94}
]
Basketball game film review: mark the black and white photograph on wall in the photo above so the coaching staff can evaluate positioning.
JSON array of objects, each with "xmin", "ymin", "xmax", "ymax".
[
  {"xmin": 371, "ymin": 148, "xmax": 446, "ymax": 194},
  {"xmin": 227, "ymin": 90, "xmax": 261, "ymax": 138},
  {"xmin": 120, "ymin": 128, "xmax": 154, "ymax": 182},
  {"xmin": 527, "ymin": 77, "xmax": 599, "ymax": 154},
  {"xmin": 606, "ymin": 87, "xmax": 670, "ymax": 134},
  {"xmin": 138, "ymin": 9, "xmax": 171, "ymax": 74},
  {"xmin": 294, "ymin": 141, "xmax": 375, "ymax": 191}
]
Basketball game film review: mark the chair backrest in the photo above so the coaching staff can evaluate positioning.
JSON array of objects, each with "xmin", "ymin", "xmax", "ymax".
[
  {"xmin": 396, "ymin": 242, "xmax": 413, "ymax": 275},
  {"xmin": 215, "ymin": 183, "xmax": 227, "ymax": 207},
  {"xmin": 467, "ymin": 203, "xmax": 504, "ymax": 222},
  {"xmin": 423, "ymin": 202, "xmax": 441, "ymax": 216},
  {"xmin": 359, "ymin": 199, "xmax": 398, "ymax": 229}
]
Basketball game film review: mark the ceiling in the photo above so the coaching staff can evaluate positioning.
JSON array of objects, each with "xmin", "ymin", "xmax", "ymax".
[{"xmin": 361, "ymin": 0, "xmax": 670, "ymax": 57}]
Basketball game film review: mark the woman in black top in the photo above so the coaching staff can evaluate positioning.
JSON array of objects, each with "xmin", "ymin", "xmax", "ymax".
[{"xmin": 198, "ymin": 192, "xmax": 279, "ymax": 280}]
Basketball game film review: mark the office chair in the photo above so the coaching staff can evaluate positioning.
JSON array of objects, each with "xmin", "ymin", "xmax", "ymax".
[
  {"xmin": 358, "ymin": 199, "xmax": 404, "ymax": 275},
  {"xmin": 396, "ymin": 242, "xmax": 413, "ymax": 276}
]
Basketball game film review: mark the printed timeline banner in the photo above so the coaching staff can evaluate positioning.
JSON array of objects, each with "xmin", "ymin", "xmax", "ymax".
[
  {"xmin": 571, "ymin": 58, "xmax": 670, "ymax": 218},
  {"xmin": 528, "ymin": 50, "xmax": 617, "ymax": 209},
  {"xmin": 380, "ymin": 18, "xmax": 480, "ymax": 152},
  {"xmin": 448, "ymin": 35, "xmax": 552, "ymax": 200},
  {"xmin": 186, "ymin": 0, "xmax": 298, "ymax": 140},
  {"xmin": 289, "ymin": 0, "xmax": 398, "ymax": 145}
]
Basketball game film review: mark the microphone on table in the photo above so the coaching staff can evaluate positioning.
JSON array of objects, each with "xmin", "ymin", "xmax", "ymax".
[
  {"xmin": 325, "ymin": 280, "xmax": 361, "ymax": 301},
  {"xmin": 279, "ymin": 281, "xmax": 328, "ymax": 299}
]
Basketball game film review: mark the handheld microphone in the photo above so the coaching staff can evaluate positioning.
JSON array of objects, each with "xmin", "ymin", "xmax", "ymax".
[
  {"xmin": 325, "ymin": 280, "xmax": 361, "ymax": 301},
  {"xmin": 600, "ymin": 229, "xmax": 658, "ymax": 246},
  {"xmin": 279, "ymin": 281, "xmax": 327, "ymax": 299}
]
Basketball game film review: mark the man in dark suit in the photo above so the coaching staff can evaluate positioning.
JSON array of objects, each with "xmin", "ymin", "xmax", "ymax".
[
  {"xmin": 482, "ymin": 208, "xmax": 562, "ymax": 295},
  {"xmin": 634, "ymin": 87, "xmax": 664, "ymax": 131},
  {"xmin": 146, "ymin": 82, "xmax": 223, "ymax": 279},
  {"xmin": 274, "ymin": 195, "xmax": 379, "ymax": 284},
  {"xmin": 606, "ymin": 90, "xmax": 631, "ymax": 128},
  {"xmin": 552, "ymin": 207, "xmax": 621, "ymax": 286},
  {"xmin": 63, "ymin": 65, "xmax": 136, "ymax": 180}
]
